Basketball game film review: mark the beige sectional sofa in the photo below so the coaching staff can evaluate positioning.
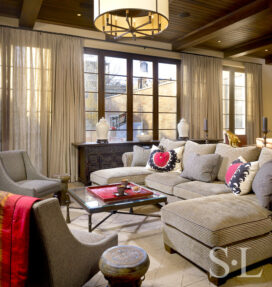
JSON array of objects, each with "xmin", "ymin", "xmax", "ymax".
[
  {"xmin": 90, "ymin": 140, "xmax": 272, "ymax": 285},
  {"xmin": 91, "ymin": 140, "xmax": 261, "ymax": 201}
]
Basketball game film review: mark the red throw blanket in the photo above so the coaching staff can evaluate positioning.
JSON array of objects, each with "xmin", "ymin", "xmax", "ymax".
[{"xmin": 0, "ymin": 191, "xmax": 39, "ymax": 287}]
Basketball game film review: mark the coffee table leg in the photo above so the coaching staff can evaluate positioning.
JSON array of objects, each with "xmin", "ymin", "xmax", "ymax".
[
  {"xmin": 66, "ymin": 198, "xmax": 71, "ymax": 224},
  {"xmin": 88, "ymin": 214, "xmax": 92, "ymax": 232}
]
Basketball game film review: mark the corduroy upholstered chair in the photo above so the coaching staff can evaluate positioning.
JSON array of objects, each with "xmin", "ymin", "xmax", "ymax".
[
  {"xmin": 27, "ymin": 198, "xmax": 118, "ymax": 287},
  {"xmin": 0, "ymin": 150, "xmax": 62, "ymax": 198}
]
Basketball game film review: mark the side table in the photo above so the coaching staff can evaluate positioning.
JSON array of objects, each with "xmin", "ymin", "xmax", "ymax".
[
  {"xmin": 99, "ymin": 245, "xmax": 150, "ymax": 287},
  {"xmin": 52, "ymin": 174, "xmax": 71, "ymax": 206}
]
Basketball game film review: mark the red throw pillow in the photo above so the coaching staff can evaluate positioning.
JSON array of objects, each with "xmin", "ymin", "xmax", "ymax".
[
  {"xmin": 225, "ymin": 156, "xmax": 259, "ymax": 195},
  {"xmin": 147, "ymin": 146, "xmax": 183, "ymax": 172}
]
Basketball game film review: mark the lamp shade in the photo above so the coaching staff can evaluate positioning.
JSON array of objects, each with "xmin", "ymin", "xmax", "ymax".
[{"xmin": 93, "ymin": 0, "xmax": 169, "ymax": 39}]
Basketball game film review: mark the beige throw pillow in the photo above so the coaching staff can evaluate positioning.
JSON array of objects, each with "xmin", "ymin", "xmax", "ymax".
[
  {"xmin": 131, "ymin": 145, "xmax": 151, "ymax": 167},
  {"xmin": 182, "ymin": 141, "xmax": 217, "ymax": 170}
]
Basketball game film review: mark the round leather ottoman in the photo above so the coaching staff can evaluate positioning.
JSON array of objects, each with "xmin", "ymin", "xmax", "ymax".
[{"xmin": 99, "ymin": 245, "xmax": 150, "ymax": 287}]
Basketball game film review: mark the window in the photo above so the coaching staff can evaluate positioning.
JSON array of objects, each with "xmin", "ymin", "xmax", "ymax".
[
  {"xmin": 84, "ymin": 49, "xmax": 180, "ymax": 142},
  {"xmin": 222, "ymin": 68, "xmax": 246, "ymax": 135},
  {"xmin": 84, "ymin": 54, "xmax": 99, "ymax": 142},
  {"xmin": 158, "ymin": 63, "xmax": 177, "ymax": 139},
  {"xmin": 133, "ymin": 59, "xmax": 153, "ymax": 140}
]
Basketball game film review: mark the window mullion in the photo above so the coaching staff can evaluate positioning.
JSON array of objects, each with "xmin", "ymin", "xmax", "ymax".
[
  {"xmin": 98, "ymin": 52, "xmax": 105, "ymax": 119},
  {"xmin": 127, "ymin": 58, "xmax": 133, "ymax": 141},
  {"xmin": 229, "ymin": 69, "xmax": 235, "ymax": 132},
  {"xmin": 153, "ymin": 60, "xmax": 158, "ymax": 140}
]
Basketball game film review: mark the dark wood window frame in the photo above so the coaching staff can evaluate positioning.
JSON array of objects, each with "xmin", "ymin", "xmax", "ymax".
[
  {"xmin": 223, "ymin": 66, "xmax": 246, "ymax": 134},
  {"xmin": 84, "ymin": 48, "xmax": 181, "ymax": 141}
]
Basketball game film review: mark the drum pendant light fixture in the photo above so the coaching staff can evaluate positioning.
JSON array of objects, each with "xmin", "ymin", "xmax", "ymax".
[{"xmin": 93, "ymin": 0, "xmax": 169, "ymax": 40}]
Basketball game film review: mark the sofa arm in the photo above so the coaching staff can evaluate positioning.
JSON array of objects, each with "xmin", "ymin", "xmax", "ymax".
[{"xmin": 122, "ymin": 152, "xmax": 134, "ymax": 167}]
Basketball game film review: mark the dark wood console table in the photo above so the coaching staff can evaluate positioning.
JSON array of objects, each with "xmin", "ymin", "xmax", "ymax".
[{"xmin": 73, "ymin": 141, "xmax": 159, "ymax": 185}]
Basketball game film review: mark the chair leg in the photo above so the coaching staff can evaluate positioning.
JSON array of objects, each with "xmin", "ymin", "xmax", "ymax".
[{"xmin": 164, "ymin": 243, "xmax": 176, "ymax": 254}]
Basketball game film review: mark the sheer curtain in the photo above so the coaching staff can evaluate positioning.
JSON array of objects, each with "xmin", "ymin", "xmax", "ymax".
[
  {"xmin": 49, "ymin": 36, "xmax": 85, "ymax": 181},
  {"xmin": 245, "ymin": 63, "xmax": 263, "ymax": 145},
  {"xmin": 181, "ymin": 53, "xmax": 223, "ymax": 139},
  {"xmin": 0, "ymin": 27, "xmax": 85, "ymax": 181}
]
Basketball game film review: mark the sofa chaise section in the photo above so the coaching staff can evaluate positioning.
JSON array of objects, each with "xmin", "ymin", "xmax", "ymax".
[
  {"xmin": 162, "ymin": 193, "xmax": 272, "ymax": 281},
  {"xmin": 90, "ymin": 167, "xmax": 154, "ymax": 185}
]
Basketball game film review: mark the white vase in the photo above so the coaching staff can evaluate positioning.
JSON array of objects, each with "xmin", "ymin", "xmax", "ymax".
[
  {"xmin": 177, "ymin": 118, "xmax": 189, "ymax": 138},
  {"xmin": 96, "ymin": 117, "xmax": 109, "ymax": 140}
]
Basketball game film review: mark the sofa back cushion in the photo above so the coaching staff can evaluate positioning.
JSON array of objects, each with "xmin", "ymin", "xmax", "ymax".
[
  {"xmin": 258, "ymin": 147, "xmax": 272, "ymax": 167},
  {"xmin": 252, "ymin": 160, "xmax": 272, "ymax": 210},
  {"xmin": 181, "ymin": 153, "xmax": 221, "ymax": 182},
  {"xmin": 0, "ymin": 150, "xmax": 27, "ymax": 182},
  {"xmin": 182, "ymin": 141, "xmax": 216, "ymax": 169},
  {"xmin": 215, "ymin": 144, "xmax": 260, "ymax": 181},
  {"xmin": 159, "ymin": 138, "xmax": 186, "ymax": 150}
]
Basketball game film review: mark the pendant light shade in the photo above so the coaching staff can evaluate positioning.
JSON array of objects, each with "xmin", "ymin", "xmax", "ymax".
[{"xmin": 93, "ymin": 0, "xmax": 169, "ymax": 39}]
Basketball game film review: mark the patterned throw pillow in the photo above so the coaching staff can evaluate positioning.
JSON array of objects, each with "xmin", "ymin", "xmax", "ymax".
[
  {"xmin": 225, "ymin": 156, "xmax": 259, "ymax": 195},
  {"xmin": 146, "ymin": 145, "xmax": 184, "ymax": 172}
]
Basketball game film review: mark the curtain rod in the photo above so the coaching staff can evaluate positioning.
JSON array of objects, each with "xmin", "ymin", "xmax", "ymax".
[
  {"xmin": 0, "ymin": 24, "xmax": 263, "ymax": 65},
  {"xmin": 0, "ymin": 24, "xmax": 178, "ymax": 55}
]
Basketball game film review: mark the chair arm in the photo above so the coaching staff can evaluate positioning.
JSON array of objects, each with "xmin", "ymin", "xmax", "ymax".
[
  {"xmin": 122, "ymin": 152, "xmax": 134, "ymax": 167},
  {"xmin": 0, "ymin": 162, "xmax": 35, "ymax": 196},
  {"xmin": 32, "ymin": 199, "xmax": 117, "ymax": 286},
  {"xmin": 22, "ymin": 152, "xmax": 60, "ymax": 183},
  {"xmin": 70, "ymin": 230, "xmax": 118, "ymax": 283}
]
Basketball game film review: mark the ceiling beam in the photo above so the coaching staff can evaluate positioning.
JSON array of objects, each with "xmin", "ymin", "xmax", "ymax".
[
  {"xmin": 19, "ymin": 0, "xmax": 43, "ymax": 28},
  {"xmin": 224, "ymin": 33, "xmax": 272, "ymax": 58},
  {"xmin": 265, "ymin": 54, "xmax": 272, "ymax": 64},
  {"xmin": 173, "ymin": 0, "xmax": 272, "ymax": 51}
]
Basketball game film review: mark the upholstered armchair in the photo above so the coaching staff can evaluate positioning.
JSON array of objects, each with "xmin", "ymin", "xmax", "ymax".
[
  {"xmin": 0, "ymin": 150, "xmax": 62, "ymax": 198},
  {"xmin": 27, "ymin": 198, "xmax": 118, "ymax": 287}
]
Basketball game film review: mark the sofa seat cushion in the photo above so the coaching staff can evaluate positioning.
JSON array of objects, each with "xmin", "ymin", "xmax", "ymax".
[
  {"xmin": 161, "ymin": 193, "xmax": 272, "ymax": 247},
  {"xmin": 17, "ymin": 180, "xmax": 61, "ymax": 197},
  {"xmin": 145, "ymin": 172, "xmax": 189, "ymax": 195},
  {"xmin": 173, "ymin": 181, "xmax": 231, "ymax": 199},
  {"xmin": 90, "ymin": 167, "xmax": 153, "ymax": 185}
]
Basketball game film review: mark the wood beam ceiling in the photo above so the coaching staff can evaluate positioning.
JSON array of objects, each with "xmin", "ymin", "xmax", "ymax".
[
  {"xmin": 265, "ymin": 54, "xmax": 272, "ymax": 64},
  {"xmin": 173, "ymin": 0, "xmax": 272, "ymax": 51},
  {"xmin": 19, "ymin": 0, "xmax": 43, "ymax": 28},
  {"xmin": 224, "ymin": 33, "xmax": 272, "ymax": 58}
]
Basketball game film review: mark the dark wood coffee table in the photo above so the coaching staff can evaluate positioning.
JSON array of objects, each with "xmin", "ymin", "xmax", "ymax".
[{"xmin": 67, "ymin": 183, "xmax": 167, "ymax": 232}]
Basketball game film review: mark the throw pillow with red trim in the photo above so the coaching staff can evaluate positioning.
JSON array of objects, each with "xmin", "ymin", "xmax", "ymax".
[
  {"xmin": 146, "ymin": 145, "xmax": 184, "ymax": 172},
  {"xmin": 225, "ymin": 156, "xmax": 259, "ymax": 195}
]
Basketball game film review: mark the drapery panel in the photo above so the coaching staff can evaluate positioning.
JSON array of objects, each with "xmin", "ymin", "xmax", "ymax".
[
  {"xmin": 0, "ymin": 27, "xmax": 85, "ymax": 181},
  {"xmin": 244, "ymin": 63, "xmax": 263, "ymax": 145},
  {"xmin": 181, "ymin": 53, "xmax": 223, "ymax": 139}
]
